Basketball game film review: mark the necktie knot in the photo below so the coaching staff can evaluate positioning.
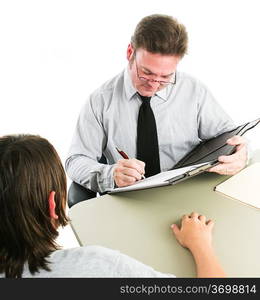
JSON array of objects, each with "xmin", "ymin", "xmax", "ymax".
[{"xmin": 138, "ymin": 94, "xmax": 151, "ymax": 105}]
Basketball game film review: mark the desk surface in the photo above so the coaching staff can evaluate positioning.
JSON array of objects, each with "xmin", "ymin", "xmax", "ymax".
[{"xmin": 69, "ymin": 151, "xmax": 260, "ymax": 277}]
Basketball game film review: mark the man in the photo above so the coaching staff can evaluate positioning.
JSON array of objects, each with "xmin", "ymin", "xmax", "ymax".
[
  {"xmin": 66, "ymin": 14, "xmax": 247, "ymax": 193},
  {"xmin": 0, "ymin": 134, "xmax": 225, "ymax": 277}
]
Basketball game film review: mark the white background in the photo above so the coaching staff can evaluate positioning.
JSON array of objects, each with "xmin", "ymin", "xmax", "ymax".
[
  {"xmin": 1, "ymin": 0, "xmax": 259, "ymax": 164},
  {"xmin": 0, "ymin": 0, "xmax": 260, "ymax": 247}
]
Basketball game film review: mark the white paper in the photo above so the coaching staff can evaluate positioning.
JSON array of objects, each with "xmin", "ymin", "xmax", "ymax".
[
  {"xmin": 215, "ymin": 163, "xmax": 260, "ymax": 209},
  {"xmin": 109, "ymin": 161, "xmax": 211, "ymax": 193}
]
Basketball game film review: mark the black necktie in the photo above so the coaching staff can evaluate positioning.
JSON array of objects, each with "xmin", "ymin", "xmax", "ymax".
[{"xmin": 137, "ymin": 94, "xmax": 161, "ymax": 177}]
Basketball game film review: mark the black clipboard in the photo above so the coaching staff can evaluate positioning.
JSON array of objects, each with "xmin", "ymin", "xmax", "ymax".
[
  {"xmin": 109, "ymin": 118, "xmax": 260, "ymax": 194},
  {"xmin": 172, "ymin": 118, "xmax": 260, "ymax": 170}
]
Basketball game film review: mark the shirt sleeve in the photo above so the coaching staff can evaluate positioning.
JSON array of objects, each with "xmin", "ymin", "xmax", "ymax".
[
  {"xmin": 196, "ymin": 84, "xmax": 235, "ymax": 140},
  {"xmin": 65, "ymin": 95, "xmax": 115, "ymax": 193}
]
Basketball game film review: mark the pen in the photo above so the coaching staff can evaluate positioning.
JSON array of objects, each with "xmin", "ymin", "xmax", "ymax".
[
  {"xmin": 115, "ymin": 147, "xmax": 145, "ymax": 179},
  {"xmin": 115, "ymin": 147, "xmax": 129, "ymax": 159}
]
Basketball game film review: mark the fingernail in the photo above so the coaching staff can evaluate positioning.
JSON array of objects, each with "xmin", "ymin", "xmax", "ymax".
[{"xmin": 171, "ymin": 224, "xmax": 175, "ymax": 229}]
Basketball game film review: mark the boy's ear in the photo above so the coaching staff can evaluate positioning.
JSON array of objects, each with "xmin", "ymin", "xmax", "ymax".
[{"xmin": 48, "ymin": 191, "xmax": 58, "ymax": 220}]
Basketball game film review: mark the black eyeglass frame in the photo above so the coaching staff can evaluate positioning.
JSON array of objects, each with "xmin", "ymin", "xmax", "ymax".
[{"xmin": 135, "ymin": 59, "xmax": 177, "ymax": 86}]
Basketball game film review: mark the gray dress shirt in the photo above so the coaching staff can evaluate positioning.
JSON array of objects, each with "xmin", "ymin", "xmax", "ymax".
[{"xmin": 66, "ymin": 68, "xmax": 234, "ymax": 193}]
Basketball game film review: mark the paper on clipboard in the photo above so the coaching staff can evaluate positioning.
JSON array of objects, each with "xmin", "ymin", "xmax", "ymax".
[{"xmin": 109, "ymin": 161, "xmax": 211, "ymax": 193}]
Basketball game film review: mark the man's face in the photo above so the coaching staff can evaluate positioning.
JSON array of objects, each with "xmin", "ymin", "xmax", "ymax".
[{"xmin": 127, "ymin": 44, "xmax": 180, "ymax": 97}]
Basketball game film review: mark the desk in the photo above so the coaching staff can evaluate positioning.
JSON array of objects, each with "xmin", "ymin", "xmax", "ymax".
[{"xmin": 69, "ymin": 151, "xmax": 260, "ymax": 277}]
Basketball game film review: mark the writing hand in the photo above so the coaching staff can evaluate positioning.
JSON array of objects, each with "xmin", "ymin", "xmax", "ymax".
[{"xmin": 113, "ymin": 158, "xmax": 145, "ymax": 187}]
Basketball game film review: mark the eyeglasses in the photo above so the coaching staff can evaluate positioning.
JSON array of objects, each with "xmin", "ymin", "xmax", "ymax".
[{"xmin": 135, "ymin": 60, "xmax": 176, "ymax": 86}]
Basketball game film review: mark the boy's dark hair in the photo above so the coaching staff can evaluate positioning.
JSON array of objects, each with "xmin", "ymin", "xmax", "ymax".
[
  {"xmin": 0, "ymin": 134, "xmax": 68, "ymax": 278},
  {"xmin": 131, "ymin": 14, "xmax": 188, "ymax": 57}
]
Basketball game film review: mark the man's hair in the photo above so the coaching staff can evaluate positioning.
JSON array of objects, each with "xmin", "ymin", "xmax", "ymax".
[
  {"xmin": 131, "ymin": 14, "xmax": 188, "ymax": 57},
  {"xmin": 0, "ymin": 134, "xmax": 68, "ymax": 278}
]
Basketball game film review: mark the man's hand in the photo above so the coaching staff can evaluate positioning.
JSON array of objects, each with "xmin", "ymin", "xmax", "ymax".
[
  {"xmin": 208, "ymin": 135, "xmax": 247, "ymax": 175},
  {"xmin": 113, "ymin": 158, "xmax": 145, "ymax": 187}
]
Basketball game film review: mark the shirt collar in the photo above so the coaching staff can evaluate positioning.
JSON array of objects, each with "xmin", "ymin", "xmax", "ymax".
[
  {"xmin": 124, "ymin": 68, "xmax": 137, "ymax": 101},
  {"xmin": 124, "ymin": 67, "xmax": 170, "ymax": 102}
]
